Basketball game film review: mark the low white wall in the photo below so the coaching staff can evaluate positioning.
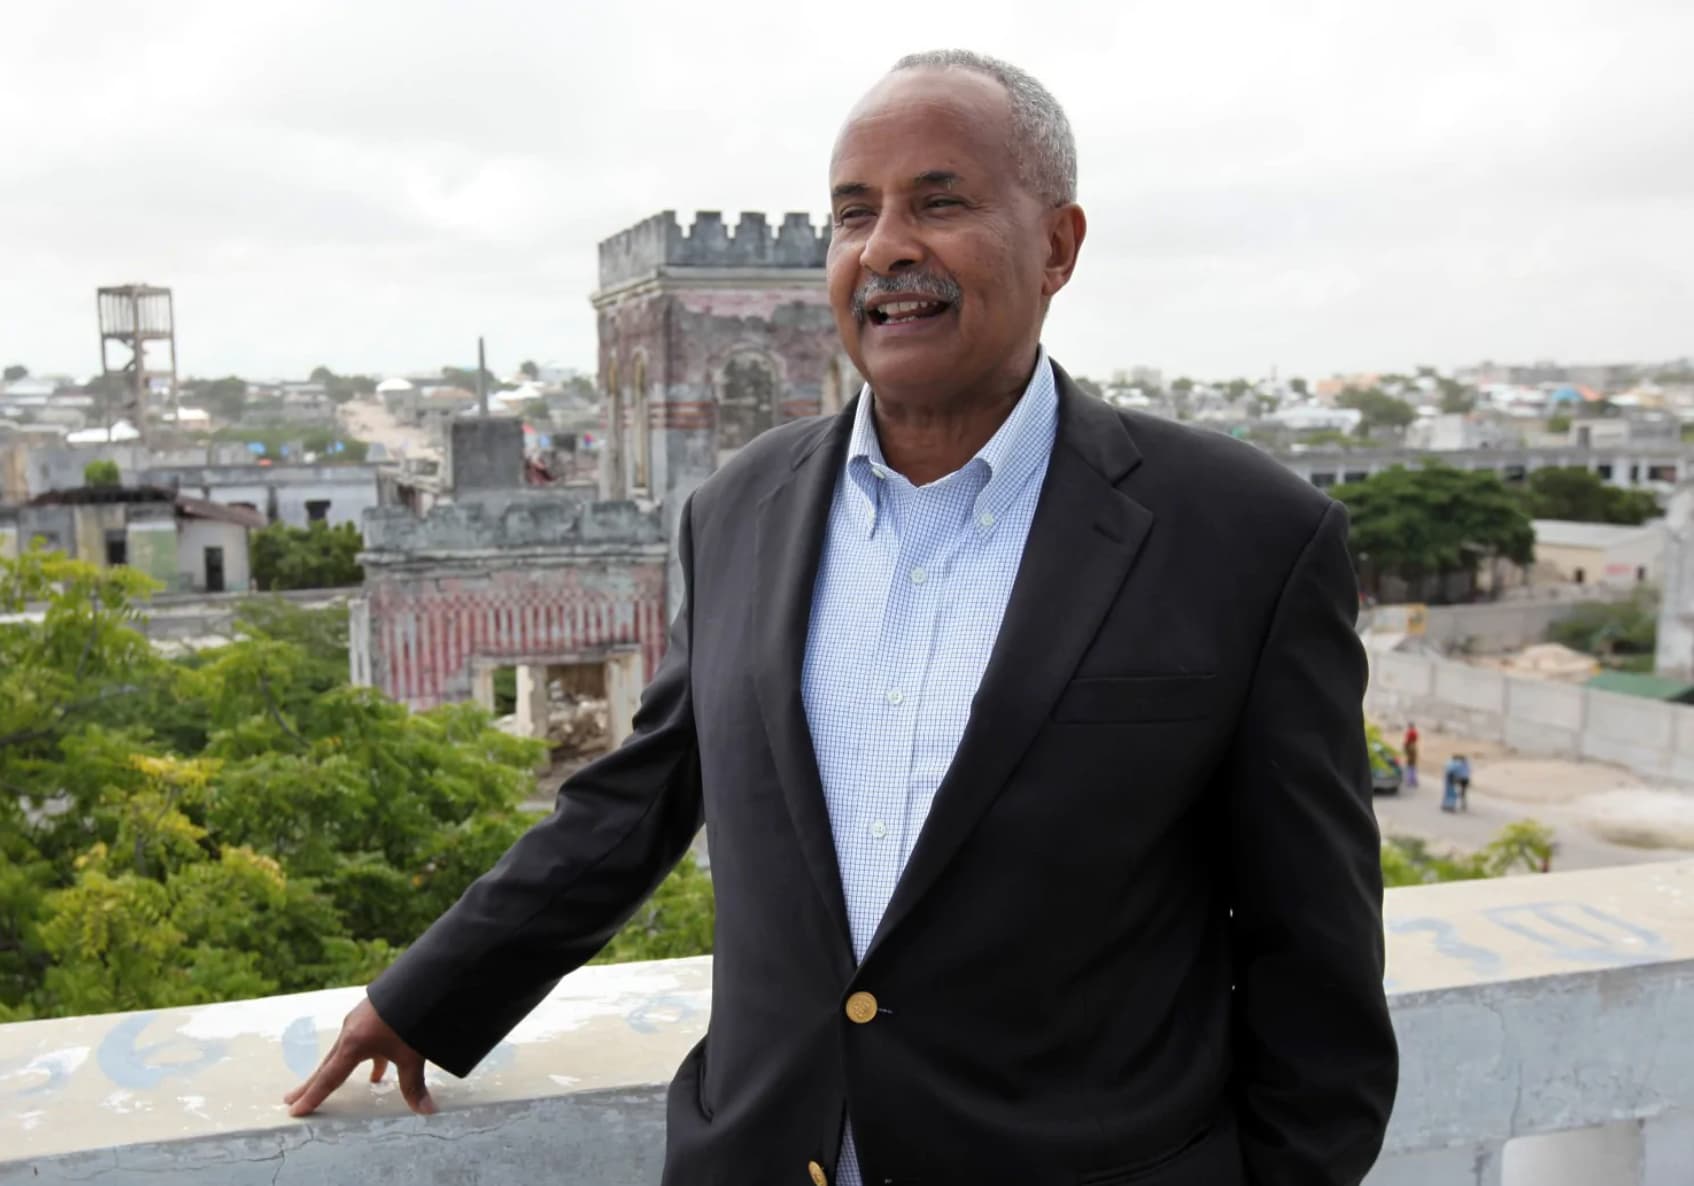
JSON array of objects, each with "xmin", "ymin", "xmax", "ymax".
[
  {"xmin": 1367, "ymin": 649, "xmax": 1694, "ymax": 784},
  {"xmin": 1418, "ymin": 594, "xmax": 1628, "ymax": 654},
  {"xmin": 3, "ymin": 863, "xmax": 1692, "ymax": 1186}
]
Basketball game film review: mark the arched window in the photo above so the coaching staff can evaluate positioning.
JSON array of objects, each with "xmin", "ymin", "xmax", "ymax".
[{"xmin": 716, "ymin": 352, "xmax": 780, "ymax": 460}]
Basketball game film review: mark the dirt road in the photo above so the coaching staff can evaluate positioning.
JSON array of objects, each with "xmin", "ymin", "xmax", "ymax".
[{"xmin": 339, "ymin": 395, "xmax": 436, "ymax": 462}]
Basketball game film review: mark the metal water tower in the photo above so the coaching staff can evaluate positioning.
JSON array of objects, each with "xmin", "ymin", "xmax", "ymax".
[{"xmin": 96, "ymin": 284, "xmax": 178, "ymax": 442}]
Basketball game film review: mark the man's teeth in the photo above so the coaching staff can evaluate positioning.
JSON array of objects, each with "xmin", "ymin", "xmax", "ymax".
[{"xmin": 878, "ymin": 299, "xmax": 943, "ymax": 323}]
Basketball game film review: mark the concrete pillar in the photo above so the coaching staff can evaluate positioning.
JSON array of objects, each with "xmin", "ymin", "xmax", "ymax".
[
  {"xmin": 1503, "ymin": 1123, "xmax": 1641, "ymax": 1186},
  {"xmin": 516, "ymin": 663, "xmax": 550, "ymax": 740},
  {"xmin": 1365, "ymin": 1143, "xmax": 1502, "ymax": 1186},
  {"xmin": 605, "ymin": 650, "xmax": 643, "ymax": 748},
  {"xmin": 472, "ymin": 665, "xmax": 496, "ymax": 714},
  {"xmin": 1639, "ymin": 1110, "xmax": 1694, "ymax": 1185}
]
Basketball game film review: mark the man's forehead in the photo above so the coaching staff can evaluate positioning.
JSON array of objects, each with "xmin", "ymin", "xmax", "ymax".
[{"xmin": 830, "ymin": 69, "xmax": 1011, "ymax": 182}]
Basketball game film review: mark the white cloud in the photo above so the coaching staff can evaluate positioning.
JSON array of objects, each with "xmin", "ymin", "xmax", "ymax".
[{"xmin": 1, "ymin": 0, "xmax": 1689, "ymax": 382}]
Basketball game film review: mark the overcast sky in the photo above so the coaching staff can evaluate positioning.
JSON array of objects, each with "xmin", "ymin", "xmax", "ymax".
[{"xmin": 3, "ymin": 0, "xmax": 1691, "ymax": 384}]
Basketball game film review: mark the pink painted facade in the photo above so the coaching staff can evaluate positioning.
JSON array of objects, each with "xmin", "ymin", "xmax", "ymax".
[{"xmin": 365, "ymin": 562, "xmax": 667, "ymax": 711}]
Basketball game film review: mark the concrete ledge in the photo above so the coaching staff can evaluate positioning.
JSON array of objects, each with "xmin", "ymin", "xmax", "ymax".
[{"xmin": 3, "ymin": 864, "xmax": 1692, "ymax": 1185}]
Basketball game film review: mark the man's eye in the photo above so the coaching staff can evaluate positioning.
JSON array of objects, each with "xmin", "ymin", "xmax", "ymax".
[
  {"xmin": 926, "ymin": 197, "xmax": 963, "ymax": 209},
  {"xmin": 835, "ymin": 207, "xmax": 872, "ymax": 226}
]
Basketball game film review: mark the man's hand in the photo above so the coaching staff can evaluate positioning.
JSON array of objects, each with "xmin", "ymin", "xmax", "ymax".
[{"xmin": 284, "ymin": 996, "xmax": 436, "ymax": 1117}]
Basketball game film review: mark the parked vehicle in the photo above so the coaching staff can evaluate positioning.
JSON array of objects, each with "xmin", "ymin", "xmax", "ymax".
[{"xmin": 1369, "ymin": 738, "xmax": 1404, "ymax": 795}]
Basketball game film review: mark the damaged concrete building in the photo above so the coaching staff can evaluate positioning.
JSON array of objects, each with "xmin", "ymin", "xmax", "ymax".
[
  {"xmin": 351, "ymin": 211, "xmax": 852, "ymax": 746},
  {"xmin": 593, "ymin": 209, "xmax": 858, "ymax": 613}
]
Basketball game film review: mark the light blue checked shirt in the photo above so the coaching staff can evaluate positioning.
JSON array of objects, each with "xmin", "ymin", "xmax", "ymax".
[{"xmin": 801, "ymin": 350, "xmax": 1059, "ymax": 1185}]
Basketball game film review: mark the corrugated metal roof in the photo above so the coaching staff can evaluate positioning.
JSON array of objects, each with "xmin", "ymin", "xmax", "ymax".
[{"xmin": 1585, "ymin": 671, "xmax": 1694, "ymax": 702}]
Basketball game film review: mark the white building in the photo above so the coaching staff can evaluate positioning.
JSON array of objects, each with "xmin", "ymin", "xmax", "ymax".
[
  {"xmin": 1268, "ymin": 404, "xmax": 1363, "ymax": 433},
  {"xmin": 1532, "ymin": 518, "xmax": 1666, "ymax": 587}
]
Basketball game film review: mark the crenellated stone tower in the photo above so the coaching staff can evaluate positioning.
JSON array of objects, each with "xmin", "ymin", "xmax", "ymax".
[{"xmin": 591, "ymin": 210, "xmax": 860, "ymax": 616}]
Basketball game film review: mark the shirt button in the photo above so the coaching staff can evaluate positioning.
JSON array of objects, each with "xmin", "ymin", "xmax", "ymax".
[
  {"xmin": 910, "ymin": 566, "xmax": 927, "ymax": 585},
  {"xmin": 870, "ymin": 819, "xmax": 888, "ymax": 839},
  {"xmin": 885, "ymin": 689, "xmax": 904, "ymax": 706},
  {"xmin": 871, "ymin": 465, "xmax": 887, "ymax": 480},
  {"xmin": 978, "ymin": 511, "xmax": 995, "ymax": 528}
]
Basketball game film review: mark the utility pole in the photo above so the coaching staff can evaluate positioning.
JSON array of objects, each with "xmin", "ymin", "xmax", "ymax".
[{"xmin": 477, "ymin": 336, "xmax": 489, "ymax": 416}]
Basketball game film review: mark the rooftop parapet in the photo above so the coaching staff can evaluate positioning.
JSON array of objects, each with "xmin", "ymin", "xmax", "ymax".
[
  {"xmin": 4, "ymin": 861, "xmax": 1692, "ymax": 1184},
  {"xmin": 597, "ymin": 210, "xmax": 829, "ymax": 289}
]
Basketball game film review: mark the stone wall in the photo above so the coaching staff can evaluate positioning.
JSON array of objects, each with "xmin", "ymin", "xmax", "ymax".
[{"xmin": 4, "ymin": 861, "xmax": 1691, "ymax": 1185}]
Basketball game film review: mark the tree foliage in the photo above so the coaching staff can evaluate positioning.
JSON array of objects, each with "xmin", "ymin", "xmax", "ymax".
[
  {"xmin": 309, "ymin": 366, "xmax": 379, "ymax": 405},
  {"xmin": 251, "ymin": 522, "xmax": 365, "ymax": 591},
  {"xmin": 2, "ymin": 364, "xmax": 27, "ymax": 383},
  {"xmin": 0, "ymin": 549, "xmax": 548, "ymax": 1021},
  {"xmin": 83, "ymin": 460, "xmax": 121, "ymax": 488},
  {"xmin": 1547, "ymin": 589, "xmax": 1658, "ymax": 659},
  {"xmin": 180, "ymin": 376, "xmax": 250, "ymax": 421},
  {"xmin": 1334, "ymin": 464, "xmax": 1535, "ymax": 596},
  {"xmin": 1521, "ymin": 466, "xmax": 1659, "ymax": 526},
  {"xmin": 1337, "ymin": 386, "xmax": 1416, "ymax": 433},
  {"xmin": 1381, "ymin": 821, "xmax": 1556, "ymax": 886}
]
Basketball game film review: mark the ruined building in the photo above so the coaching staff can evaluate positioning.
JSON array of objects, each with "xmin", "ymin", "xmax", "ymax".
[
  {"xmin": 592, "ymin": 210, "xmax": 858, "ymax": 612},
  {"xmin": 350, "ymin": 418, "xmax": 664, "ymax": 742},
  {"xmin": 351, "ymin": 210, "xmax": 852, "ymax": 737}
]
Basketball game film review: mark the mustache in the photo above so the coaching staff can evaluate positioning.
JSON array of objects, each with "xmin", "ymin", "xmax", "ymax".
[{"xmin": 851, "ymin": 272, "xmax": 963, "ymax": 321}]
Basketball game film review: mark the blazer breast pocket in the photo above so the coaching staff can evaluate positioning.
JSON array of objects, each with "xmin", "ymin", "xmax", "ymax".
[{"xmin": 1052, "ymin": 674, "xmax": 1217, "ymax": 724}]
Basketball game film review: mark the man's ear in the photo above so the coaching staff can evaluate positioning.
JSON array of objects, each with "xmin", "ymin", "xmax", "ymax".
[{"xmin": 1042, "ymin": 204, "xmax": 1087, "ymax": 298}]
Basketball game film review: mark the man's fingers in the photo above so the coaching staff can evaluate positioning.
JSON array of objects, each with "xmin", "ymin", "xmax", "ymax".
[
  {"xmin": 397, "ymin": 1059, "xmax": 436, "ymax": 1116},
  {"xmin": 286, "ymin": 1050, "xmax": 359, "ymax": 1117},
  {"xmin": 370, "ymin": 1057, "xmax": 388, "ymax": 1084}
]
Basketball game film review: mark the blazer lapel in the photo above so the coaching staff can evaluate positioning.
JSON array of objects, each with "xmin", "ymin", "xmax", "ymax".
[
  {"xmin": 864, "ymin": 369, "xmax": 1154, "ymax": 961},
  {"xmin": 752, "ymin": 407, "xmax": 856, "ymax": 953}
]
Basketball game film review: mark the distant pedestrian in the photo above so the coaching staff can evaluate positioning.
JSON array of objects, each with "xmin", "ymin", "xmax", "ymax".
[
  {"xmin": 1402, "ymin": 723, "xmax": 1419, "ymax": 789},
  {"xmin": 1442, "ymin": 754, "xmax": 1471, "ymax": 813}
]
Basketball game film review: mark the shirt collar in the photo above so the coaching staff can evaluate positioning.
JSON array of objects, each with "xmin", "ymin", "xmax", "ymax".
[{"xmin": 844, "ymin": 347, "xmax": 1059, "ymax": 537}]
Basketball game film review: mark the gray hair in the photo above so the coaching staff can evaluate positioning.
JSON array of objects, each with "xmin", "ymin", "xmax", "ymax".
[{"xmin": 891, "ymin": 49, "xmax": 1077, "ymax": 206}]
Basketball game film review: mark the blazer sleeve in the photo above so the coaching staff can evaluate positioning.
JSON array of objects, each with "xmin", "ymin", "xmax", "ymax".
[
  {"xmin": 1223, "ymin": 500, "xmax": 1399, "ymax": 1186},
  {"xmin": 366, "ymin": 496, "xmax": 705, "ymax": 1077}
]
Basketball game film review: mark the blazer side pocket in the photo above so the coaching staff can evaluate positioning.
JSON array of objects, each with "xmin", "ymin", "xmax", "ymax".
[{"xmin": 1052, "ymin": 675, "xmax": 1216, "ymax": 724}]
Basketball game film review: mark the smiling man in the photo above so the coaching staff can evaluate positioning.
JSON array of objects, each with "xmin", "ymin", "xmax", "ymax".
[{"xmin": 287, "ymin": 50, "xmax": 1398, "ymax": 1186}]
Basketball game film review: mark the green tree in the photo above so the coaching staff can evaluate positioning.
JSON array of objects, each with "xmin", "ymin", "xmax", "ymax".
[
  {"xmin": 520, "ymin": 359, "xmax": 540, "ymax": 381},
  {"xmin": 309, "ymin": 366, "xmax": 379, "ymax": 405},
  {"xmin": 1337, "ymin": 386, "xmax": 1416, "ymax": 433},
  {"xmin": 1521, "ymin": 467, "xmax": 1659, "ymax": 526},
  {"xmin": 1289, "ymin": 377, "xmax": 1309, "ymax": 397},
  {"xmin": 1437, "ymin": 378, "xmax": 1476, "ymax": 414},
  {"xmin": 1381, "ymin": 821, "xmax": 1556, "ymax": 886},
  {"xmin": 1224, "ymin": 378, "xmax": 1251, "ymax": 403},
  {"xmin": 1548, "ymin": 413, "xmax": 1572, "ymax": 434},
  {"xmin": 1547, "ymin": 589, "xmax": 1658, "ymax": 661},
  {"xmin": 2, "ymin": 364, "xmax": 26, "ymax": 383},
  {"xmin": 1333, "ymin": 464, "xmax": 1535, "ymax": 601},
  {"xmin": 441, "ymin": 365, "xmax": 510, "ymax": 394},
  {"xmin": 0, "ymin": 547, "xmax": 547, "ymax": 1021},
  {"xmin": 182, "ymin": 376, "xmax": 249, "ymax": 421},
  {"xmin": 251, "ymin": 522, "xmax": 365, "ymax": 591},
  {"xmin": 83, "ymin": 459, "xmax": 121, "ymax": 488}
]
